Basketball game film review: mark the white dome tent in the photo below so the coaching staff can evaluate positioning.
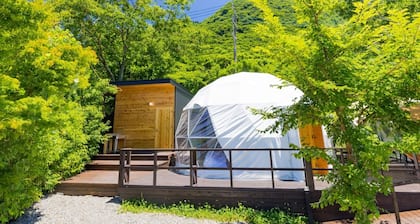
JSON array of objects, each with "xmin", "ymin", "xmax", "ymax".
[{"xmin": 174, "ymin": 72, "xmax": 306, "ymax": 181}]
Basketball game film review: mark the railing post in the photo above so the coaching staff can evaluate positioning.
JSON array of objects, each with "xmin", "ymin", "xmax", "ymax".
[
  {"xmin": 189, "ymin": 149, "xmax": 192, "ymax": 186},
  {"xmin": 304, "ymin": 158, "xmax": 315, "ymax": 192},
  {"xmin": 118, "ymin": 149, "xmax": 126, "ymax": 187},
  {"xmin": 126, "ymin": 150, "xmax": 131, "ymax": 183},
  {"xmin": 391, "ymin": 184, "xmax": 402, "ymax": 224},
  {"xmin": 269, "ymin": 149, "xmax": 275, "ymax": 189},
  {"xmin": 112, "ymin": 135, "xmax": 118, "ymax": 153},
  {"xmin": 189, "ymin": 149, "xmax": 197, "ymax": 186},
  {"xmin": 229, "ymin": 149, "xmax": 233, "ymax": 188},
  {"xmin": 338, "ymin": 148, "xmax": 345, "ymax": 163},
  {"xmin": 153, "ymin": 150, "xmax": 157, "ymax": 186},
  {"xmin": 412, "ymin": 153, "xmax": 420, "ymax": 179}
]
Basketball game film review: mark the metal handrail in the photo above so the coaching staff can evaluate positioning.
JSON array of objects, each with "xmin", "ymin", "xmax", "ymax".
[{"xmin": 118, "ymin": 148, "xmax": 336, "ymax": 190}]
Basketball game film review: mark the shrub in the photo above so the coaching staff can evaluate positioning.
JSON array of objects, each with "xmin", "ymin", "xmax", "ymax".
[{"xmin": 0, "ymin": 1, "xmax": 114, "ymax": 222}]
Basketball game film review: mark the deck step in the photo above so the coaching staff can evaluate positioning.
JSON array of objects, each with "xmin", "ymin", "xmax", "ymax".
[
  {"xmin": 55, "ymin": 182, "xmax": 118, "ymax": 197},
  {"xmin": 86, "ymin": 160, "xmax": 168, "ymax": 170},
  {"xmin": 88, "ymin": 151, "xmax": 174, "ymax": 170},
  {"xmin": 93, "ymin": 152, "xmax": 173, "ymax": 161},
  {"xmin": 388, "ymin": 163, "xmax": 417, "ymax": 171}
]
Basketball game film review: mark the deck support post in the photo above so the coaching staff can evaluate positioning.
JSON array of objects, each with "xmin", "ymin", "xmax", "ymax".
[
  {"xmin": 391, "ymin": 184, "xmax": 402, "ymax": 224},
  {"xmin": 304, "ymin": 186, "xmax": 315, "ymax": 224}
]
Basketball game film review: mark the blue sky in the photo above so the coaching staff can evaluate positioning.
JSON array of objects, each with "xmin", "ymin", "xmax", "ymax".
[{"xmin": 188, "ymin": 0, "xmax": 230, "ymax": 22}]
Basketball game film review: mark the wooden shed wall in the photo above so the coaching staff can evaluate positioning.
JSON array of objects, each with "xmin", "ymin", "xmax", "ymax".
[{"xmin": 113, "ymin": 83, "xmax": 175, "ymax": 149}]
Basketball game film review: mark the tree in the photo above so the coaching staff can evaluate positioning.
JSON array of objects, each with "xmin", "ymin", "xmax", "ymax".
[
  {"xmin": 0, "ymin": 0, "xmax": 114, "ymax": 222},
  {"xmin": 168, "ymin": 0, "xmax": 290, "ymax": 93},
  {"xmin": 251, "ymin": 0, "xmax": 419, "ymax": 223},
  {"xmin": 52, "ymin": 0, "xmax": 192, "ymax": 81}
]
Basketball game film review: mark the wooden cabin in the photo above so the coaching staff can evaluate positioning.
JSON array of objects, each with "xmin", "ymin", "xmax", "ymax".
[{"xmin": 112, "ymin": 79, "xmax": 192, "ymax": 150}]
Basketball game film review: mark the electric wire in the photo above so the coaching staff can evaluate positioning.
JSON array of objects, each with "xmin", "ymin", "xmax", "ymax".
[
  {"xmin": 187, "ymin": 3, "xmax": 226, "ymax": 15},
  {"xmin": 189, "ymin": 12, "xmax": 219, "ymax": 21},
  {"xmin": 187, "ymin": 3, "xmax": 227, "ymax": 21}
]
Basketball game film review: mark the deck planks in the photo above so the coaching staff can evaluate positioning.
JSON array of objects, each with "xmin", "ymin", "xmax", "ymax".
[{"xmin": 55, "ymin": 151, "xmax": 420, "ymax": 222}]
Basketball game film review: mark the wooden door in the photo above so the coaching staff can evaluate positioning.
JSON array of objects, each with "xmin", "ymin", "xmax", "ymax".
[
  {"xmin": 154, "ymin": 107, "xmax": 174, "ymax": 148},
  {"xmin": 299, "ymin": 125, "xmax": 328, "ymax": 175}
]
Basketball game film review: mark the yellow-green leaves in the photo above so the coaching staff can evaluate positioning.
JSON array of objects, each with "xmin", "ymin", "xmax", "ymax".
[
  {"xmin": 352, "ymin": 0, "xmax": 382, "ymax": 25},
  {"xmin": 0, "ymin": 75, "xmax": 23, "ymax": 96},
  {"xmin": 21, "ymin": 27, "xmax": 96, "ymax": 93},
  {"xmin": 252, "ymin": 0, "xmax": 419, "ymax": 223},
  {"xmin": 52, "ymin": 0, "xmax": 191, "ymax": 81},
  {"xmin": 0, "ymin": 1, "xmax": 113, "ymax": 222}
]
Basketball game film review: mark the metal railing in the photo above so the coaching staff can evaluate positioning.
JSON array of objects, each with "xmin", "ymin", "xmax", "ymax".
[{"xmin": 117, "ymin": 148, "xmax": 334, "ymax": 191}]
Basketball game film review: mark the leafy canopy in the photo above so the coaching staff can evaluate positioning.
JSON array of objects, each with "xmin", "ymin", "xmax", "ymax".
[
  {"xmin": 52, "ymin": 0, "xmax": 193, "ymax": 81},
  {"xmin": 0, "ymin": 0, "xmax": 114, "ymax": 222},
  {"xmin": 251, "ymin": 0, "xmax": 419, "ymax": 223}
]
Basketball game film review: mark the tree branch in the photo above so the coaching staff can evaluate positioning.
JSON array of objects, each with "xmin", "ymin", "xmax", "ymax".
[{"xmin": 96, "ymin": 33, "xmax": 116, "ymax": 81}]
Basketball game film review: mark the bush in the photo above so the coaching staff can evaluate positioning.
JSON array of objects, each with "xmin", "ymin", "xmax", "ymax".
[{"xmin": 0, "ymin": 1, "xmax": 114, "ymax": 222}]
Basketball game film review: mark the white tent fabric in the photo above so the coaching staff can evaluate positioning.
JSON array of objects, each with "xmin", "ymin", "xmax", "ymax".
[
  {"xmin": 174, "ymin": 72, "xmax": 305, "ymax": 181},
  {"xmin": 184, "ymin": 72, "xmax": 303, "ymax": 109}
]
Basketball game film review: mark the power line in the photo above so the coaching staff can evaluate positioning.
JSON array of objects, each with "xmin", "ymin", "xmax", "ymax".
[
  {"xmin": 187, "ymin": 4, "xmax": 226, "ymax": 15},
  {"xmin": 188, "ymin": 10, "xmax": 220, "ymax": 17},
  {"xmin": 187, "ymin": 10, "xmax": 217, "ymax": 16},
  {"xmin": 187, "ymin": 3, "xmax": 227, "ymax": 21},
  {"xmin": 189, "ymin": 12, "xmax": 218, "ymax": 21}
]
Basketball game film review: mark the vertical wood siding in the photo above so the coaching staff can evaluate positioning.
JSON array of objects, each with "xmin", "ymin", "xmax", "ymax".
[{"xmin": 113, "ymin": 83, "xmax": 175, "ymax": 149}]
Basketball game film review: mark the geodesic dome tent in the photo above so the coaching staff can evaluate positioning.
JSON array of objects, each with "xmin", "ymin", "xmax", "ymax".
[{"xmin": 174, "ymin": 72, "xmax": 305, "ymax": 181}]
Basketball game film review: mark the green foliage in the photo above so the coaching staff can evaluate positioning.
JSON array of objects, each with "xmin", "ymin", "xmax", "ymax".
[
  {"xmin": 0, "ymin": 0, "xmax": 115, "ymax": 222},
  {"xmin": 49, "ymin": 0, "xmax": 292, "ymax": 94},
  {"xmin": 52, "ymin": 0, "xmax": 192, "ymax": 81},
  {"xmin": 251, "ymin": 0, "xmax": 420, "ymax": 223},
  {"xmin": 121, "ymin": 200, "xmax": 307, "ymax": 224},
  {"xmin": 169, "ymin": 0, "xmax": 292, "ymax": 93}
]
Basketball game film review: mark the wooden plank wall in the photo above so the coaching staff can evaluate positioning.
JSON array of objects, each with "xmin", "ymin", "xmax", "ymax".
[{"xmin": 113, "ymin": 83, "xmax": 175, "ymax": 149}]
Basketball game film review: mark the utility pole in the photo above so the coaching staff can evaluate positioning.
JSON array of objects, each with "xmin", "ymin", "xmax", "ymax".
[{"xmin": 231, "ymin": 0, "xmax": 237, "ymax": 68}]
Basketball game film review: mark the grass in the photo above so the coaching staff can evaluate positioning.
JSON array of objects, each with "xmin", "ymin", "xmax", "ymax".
[{"xmin": 120, "ymin": 199, "xmax": 307, "ymax": 224}]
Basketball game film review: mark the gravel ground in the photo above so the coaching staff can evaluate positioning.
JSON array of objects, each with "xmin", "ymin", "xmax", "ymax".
[{"xmin": 11, "ymin": 193, "xmax": 220, "ymax": 224}]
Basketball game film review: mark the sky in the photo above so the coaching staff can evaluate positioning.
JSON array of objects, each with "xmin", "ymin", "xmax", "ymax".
[{"xmin": 187, "ymin": 0, "xmax": 230, "ymax": 22}]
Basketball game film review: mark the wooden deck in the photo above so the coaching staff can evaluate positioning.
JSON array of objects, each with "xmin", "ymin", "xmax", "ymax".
[
  {"xmin": 55, "ymin": 149, "xmax": 420, "ymax": 222},
  {"xmin": 57, "ymin": 169, "xmax": 329, "ymax": 193},
  {"xmin": 323, "ymin": 209, "xmax": 420, "ymax": 224},
  {"xmin": 56, "ymin": 169, "xmax": 420, "ymax": 222}
]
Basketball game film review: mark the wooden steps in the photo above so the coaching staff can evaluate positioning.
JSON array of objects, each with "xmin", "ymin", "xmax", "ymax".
[
  {"xmin": 55, "ymin": 170, "xmax": 120, "ymax": 196},
  {"xmin": 93, "ymin": 152, "xmax": 173, "ymax": 161},
  {"xmin": 56, "ymin": 152, "xmax": 174, "ymax": 195},
  {"xmin": 388, "ymin": 163, "xmax": 417, "ymax": 171},
  {"xmin": 86, "ymin": 160, "xmax": 168, "ymax": 170},
  {"xmin": 86, "ymin": 152, "xmax": 173, "ymax": 171},
  {"xmin": 55, "ymin": 182, "xmax": 118, "ymax": 197}
]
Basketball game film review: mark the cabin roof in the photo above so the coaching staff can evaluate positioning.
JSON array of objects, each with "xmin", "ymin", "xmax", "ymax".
[{"xmin": 113, "ymin": 79, "xmax": 192, "ymax": 98}]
